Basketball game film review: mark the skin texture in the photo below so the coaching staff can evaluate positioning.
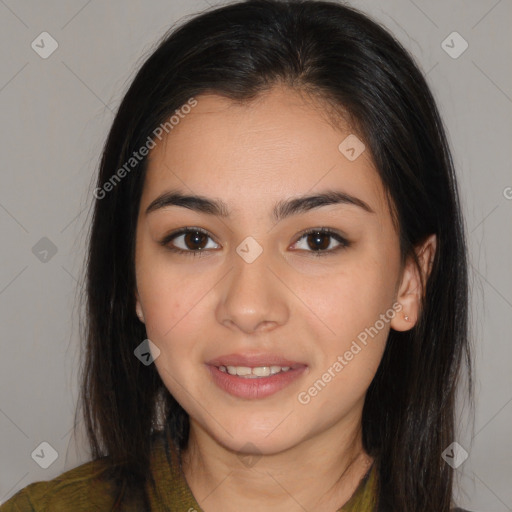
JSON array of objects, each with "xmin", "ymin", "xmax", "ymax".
[{"xmin": 134, "ymin": 85, "xmax": 436, "ymax": 512}]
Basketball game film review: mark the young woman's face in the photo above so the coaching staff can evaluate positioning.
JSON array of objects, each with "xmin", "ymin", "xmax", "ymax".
[{"xmin": 135, "ymin": 85, "xmax": 405, "ymax": 455}]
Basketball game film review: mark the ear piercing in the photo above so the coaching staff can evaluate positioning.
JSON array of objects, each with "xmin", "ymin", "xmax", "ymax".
[{"xmin": 403, "ymin": 314, "xmax": 410, "ymax": 321}]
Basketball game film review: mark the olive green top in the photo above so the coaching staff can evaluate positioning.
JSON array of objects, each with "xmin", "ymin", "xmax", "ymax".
[{"xmin": 0, "ymin": 431, "xmax": 377, "ymax": 511}]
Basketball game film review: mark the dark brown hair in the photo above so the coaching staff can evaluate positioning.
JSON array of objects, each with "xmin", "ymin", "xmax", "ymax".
[{"xmin": 76, "ymin": 1, "xmax": 472, "ymax": 510}]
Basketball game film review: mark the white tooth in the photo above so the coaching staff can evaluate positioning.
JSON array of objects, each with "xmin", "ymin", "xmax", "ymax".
[
  {"xmin": 221, "ymin": 365, "xmax": 293, "ymax": 377},
  {"xmin": 252, "ymin": 366, "xmax": 271, "ymax": 377}
]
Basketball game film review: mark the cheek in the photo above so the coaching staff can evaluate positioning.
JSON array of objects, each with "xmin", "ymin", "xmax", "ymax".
[
  {"xmin": 300, "ymin": 257, "xmax": 398, "ymax": 341},
  {"xmin": 135, "ymin": 259, "xmax": 220, "ymax": 404},
  {"xmin": 137, "ymin": 265, "xmax": 209, "ymax": 400},
  {"xmin": 136, "ymin": 256, "xmax": 211, "ymax": 340},
  {"xmin": 291, "ymin": 249, "xmax": 399, "ymax": 403}
]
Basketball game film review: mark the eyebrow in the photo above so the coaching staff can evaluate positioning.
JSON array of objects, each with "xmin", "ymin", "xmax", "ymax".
[{"xmin": 145, "ymin": 188, "xmax": 374, "ymax": 221}]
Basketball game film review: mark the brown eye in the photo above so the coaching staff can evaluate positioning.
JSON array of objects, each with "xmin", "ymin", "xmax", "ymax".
[
  {"xmin": 161, "ymin": 227, "xmax": 220, "ymax": 256},
  {"xmin": 291, "ymin": 228, "xmax": 350, "ymax": 256},
  {"xmin": 305, "ymin": 232, "xmax": 331, "ymax": 251},
  {"xmin": 182, "ymin": 231, "xmax": 209, "ymax": 250}
]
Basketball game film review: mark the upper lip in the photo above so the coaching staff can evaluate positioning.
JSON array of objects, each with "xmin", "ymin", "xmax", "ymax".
[{"xmin": 206, "ymin": 353, "xmax": 306, "ymax": 369}]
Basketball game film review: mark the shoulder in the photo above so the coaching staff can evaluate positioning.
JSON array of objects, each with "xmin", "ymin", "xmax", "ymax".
[{"xmin": 0, "ymin": 458, "xmax": 117, "ymax": 512}]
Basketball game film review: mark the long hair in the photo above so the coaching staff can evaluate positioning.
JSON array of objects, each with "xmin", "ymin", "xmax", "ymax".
[{"xmin": 76, "ymin": 1, "xmax": 472, "ymax": 510}]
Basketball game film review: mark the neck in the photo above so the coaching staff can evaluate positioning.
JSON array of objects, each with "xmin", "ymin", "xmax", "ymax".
[{"xmin": 181, "ymin": 413, "xmax": 373, "ymax": 512}]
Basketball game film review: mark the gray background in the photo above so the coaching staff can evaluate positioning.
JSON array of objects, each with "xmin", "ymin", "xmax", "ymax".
[{"xmin": 0, "ymin": 0, "xmax": 510, "ymax": 509}]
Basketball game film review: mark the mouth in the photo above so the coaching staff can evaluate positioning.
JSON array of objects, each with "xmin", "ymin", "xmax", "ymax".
[
  {"xmin": 217, "ymin": 364, "xmax": 297, "ymax": 378},
  {"xmin": 206, "ymin": 353, "xmax": 308, "ymax": 399}
]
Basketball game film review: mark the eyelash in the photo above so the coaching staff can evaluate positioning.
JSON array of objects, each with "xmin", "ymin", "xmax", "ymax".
[{"xmin": 159, "ymin": 226, "xmax": 350, "ymax": 258}]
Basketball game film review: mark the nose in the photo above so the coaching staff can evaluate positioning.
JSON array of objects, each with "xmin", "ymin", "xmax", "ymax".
[{"xmin": 215, "ymin": 246, "xmax": 289, "ymax": 334}]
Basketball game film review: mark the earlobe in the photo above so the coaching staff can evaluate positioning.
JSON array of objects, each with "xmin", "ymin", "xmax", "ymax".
[
  {"xmin": 390, "ymin": 261, "xmax": 420, "ymax": 332},
  {"xmin": 390, "ymin": 234, "xmax": 437, "ymax": 332}
]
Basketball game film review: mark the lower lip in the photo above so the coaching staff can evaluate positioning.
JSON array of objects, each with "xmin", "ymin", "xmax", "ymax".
[{"xmin": 207, "ymin": 365, "xmax": 307, "ymax": 399}]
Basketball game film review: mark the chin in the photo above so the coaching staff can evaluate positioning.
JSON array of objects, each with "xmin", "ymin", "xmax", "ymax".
[{"xmin": 207, "ymin": 419, "xmax": 305, "ymax": 456}]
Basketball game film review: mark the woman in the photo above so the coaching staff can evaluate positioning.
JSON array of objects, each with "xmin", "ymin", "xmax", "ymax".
[{"xmin": 1, "ymin": 0, "xmax": 473, "ymax": 510}]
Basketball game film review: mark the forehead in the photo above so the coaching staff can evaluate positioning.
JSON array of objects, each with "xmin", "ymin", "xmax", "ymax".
[{"xmin": 142, "ymin": 85, "xmax": 387, "ymax": 217}]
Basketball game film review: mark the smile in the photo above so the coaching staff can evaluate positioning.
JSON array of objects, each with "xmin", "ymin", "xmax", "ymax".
[
  {"xmin": 218, "ymin": 365, "xmax": 292, "ymax": 378},
  {"xmin": 207, "ymin": 361, "xmax": 307, "ymax": 399}
]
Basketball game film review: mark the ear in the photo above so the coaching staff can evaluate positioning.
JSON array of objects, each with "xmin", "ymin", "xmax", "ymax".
[
  {"xmin": 135, "ymin": 290, "xmax": 145, "ymax": 324},
  {"xmin": 391, "ymin": 234, "xmax": 436, "ymax": 332}
]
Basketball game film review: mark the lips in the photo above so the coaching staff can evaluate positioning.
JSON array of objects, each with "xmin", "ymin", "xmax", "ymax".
[{"xmin": 205, "ymin": 352, "xmax": 308, "ymax": 399}]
